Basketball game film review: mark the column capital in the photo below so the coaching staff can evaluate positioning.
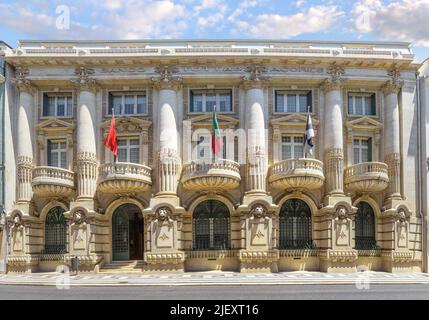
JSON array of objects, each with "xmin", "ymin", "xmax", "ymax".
[
  {"xmin": 320, "ymin": 63, "xmax": 347, "ymax": 92},
  {"xmin": 70, "ymin": 66, "xmax": 98, "ymax": 91},
  {"xmin": 382, "ymin": 66, "xmax": 403, "ymax": 95},
  {"xmin": 12, "ymin": 67, "xmax": 36, "ymax": 94},
  {"xmin": 151, "ymin": 65, "xmax": 182, "ymax": 90}
]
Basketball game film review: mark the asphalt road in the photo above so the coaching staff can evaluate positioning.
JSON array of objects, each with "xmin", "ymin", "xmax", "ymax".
[{"xmin": 0, "ymin": 284, "xmax": 428, "ymax": 300}]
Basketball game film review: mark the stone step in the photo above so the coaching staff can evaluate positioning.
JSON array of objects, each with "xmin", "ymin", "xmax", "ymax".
[{"xmin": 99, "ymin": 260, "xmax": 145, "ymax": 273}]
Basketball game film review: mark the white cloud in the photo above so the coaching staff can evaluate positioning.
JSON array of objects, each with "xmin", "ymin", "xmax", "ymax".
[
  {"xmin": 228, "ymin": 0, "xmax": 260, "ymax": 22},
  {"xmin": 352, "ymin": 0, "xmax": 429, "ymax": 46},
  {"xmin": 0, "ymin": 0, "xmax": 188, "ymax": 39},
  {"xmin": 236, "ymin": 5, "xmax": 343, "ymax": 38}
]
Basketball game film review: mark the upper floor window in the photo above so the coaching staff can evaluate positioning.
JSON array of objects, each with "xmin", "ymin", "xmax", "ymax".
[
  {"xmin": 117, "ymin": 138, "xmax": 140, "ymax": 163},
  {"xmin": 43, "ymin": 93, "xmax": 72, "ymax": 117},
  {"xmin": 196, "ymin": 134, "xmax": 227, "ymax": 161},
  {"xmin": 47, "ymin": 140, "xmax": 67, "ymax": 168},
  {"xmin": 190, "ymin": 90, "xmax": 232, "ymax": 113},
  {"xmin": 282, "ymin": 135, "xmax": 304, "ymax": 160},
  {"xmin": 353, "ymin": 138, "xmax": 372, "ymax": 164},
  {"xmin": 108, "ymin": 92, "xmax": 147, "ymax": 115},
  {"xmin": 348, "ymin": 93, "xmax": 376, "ymax": 116},
  {"xmin": 275, "ymin": 91, "xmax": 312, "ymax": 113}
]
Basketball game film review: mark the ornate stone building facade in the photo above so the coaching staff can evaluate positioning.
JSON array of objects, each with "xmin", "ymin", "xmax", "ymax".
[{"xmin": 0, "ymin": 40, "xmax": 425, "ymax": 273}]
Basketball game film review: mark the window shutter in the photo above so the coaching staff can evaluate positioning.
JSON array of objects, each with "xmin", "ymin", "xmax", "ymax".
[
  {"xmin": 306, "ymin": 91, "xmax": 312, "ymax": 112},
  {"xmin": 370, "ymin": 94, "xmax": 376, "ymax": 115},
  {"xmin": 368, "ymin": 138, "xmax": 372, "ymax": 162}
]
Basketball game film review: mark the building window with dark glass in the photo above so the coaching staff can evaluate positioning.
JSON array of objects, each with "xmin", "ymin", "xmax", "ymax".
[
  {"xmin": 47, "ymin": 140, "xmax": 67, "ymax": 168},
  {"xmin": 117, "ymin": 138, "xmax": 140, "ymax": 163},
  {"xmin": 108, "ymin": 92, "xmax": 147, "ymax": 115},
  {"xmin": 190, "ymin": 90, "xmax": 232, "ymax": 113},
  {"xmin": 353, "ymin": 138, "xmax": 372, "ymax": 164},
  {"xmin": 275, "ymin": 91, "xmax": 312, "ymax": 113},
  {"xmin": 348, "ymin": 93, "xmax": 376, "ymax": 116},
  {"xmin": 42, "ymin": 93, "xmax": 72, "ymax": 117},
  {"xmin": 281, "ymin": 135, "xmax": 304, "ymax": 160}
]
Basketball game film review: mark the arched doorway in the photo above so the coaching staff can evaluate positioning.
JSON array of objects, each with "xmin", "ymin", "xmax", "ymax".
[
  {"xmin": 355, "ymin": 202, "xmax": 377, "ymax": 249},
  {"xmin": 193, "ymin": 200, "xmax": 230, "ymax": 250},
  {"xmin": 112, "ymin": 204, "xmax": 144, "ymax": 261},
  {"xmin": 279, "ymin": 199, "xmax": 313, "ymax": 249},
  {"xmin": 45, "ymin": 207, "xmax": 67, "ymax": 254}
]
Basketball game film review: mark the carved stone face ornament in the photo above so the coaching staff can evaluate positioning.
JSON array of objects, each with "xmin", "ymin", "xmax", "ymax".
[
  {"xmin": 250, "ymin": 204, "xmax": 269, "ymax": 220},
  {"xmin": 397, "ymin": 209, "xmax": 407, "ymax": 223},
  {"xmin": 335, "ymin": 206, "xmax": 349, "ymax": 221},
  {"xmin": 73, "ymin": 210, "xmax": 86, "ymax": 225},
  {"xmin": 155, "ymin": 207, "xmax": 173, "ymax": 224}
]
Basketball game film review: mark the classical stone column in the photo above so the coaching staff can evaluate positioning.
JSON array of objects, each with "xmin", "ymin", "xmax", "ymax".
[
  {"xmin": 383, "ymin": 69, "xmax": 402, "ymax": 200},
  {"xmin": 322, "ymin": 65, "xmax": 346, "ymax": 196},
  {"xmin": 13, "ymin": 68, "xmax": 34, "ymax": 204},
  {"xmin": 243, "ymin": 67, "xmax": 268, "ymax": 194},
  {"xmin": 72, "ymin": 67, "xmax": 98, "ymax": 201},
  {"xmin": 153, "ymin": 67, "xmax": 181, "ymax": 196}
]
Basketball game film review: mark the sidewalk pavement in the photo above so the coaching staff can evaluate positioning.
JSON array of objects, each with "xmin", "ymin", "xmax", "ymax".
[{"xmin": 0, "ymin": 271, "xmax": 429, "ymax": 286}]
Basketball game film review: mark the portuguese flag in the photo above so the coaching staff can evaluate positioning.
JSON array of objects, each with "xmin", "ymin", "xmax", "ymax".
[{"xmin": 211, "ymin": 106, "xmax": 223, "ymax": 157}]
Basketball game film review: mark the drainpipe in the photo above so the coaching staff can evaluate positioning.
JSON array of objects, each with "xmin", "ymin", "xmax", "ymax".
[{"xmin": 416, "ymin": 71, "xmax": 428, "ymax": 272}]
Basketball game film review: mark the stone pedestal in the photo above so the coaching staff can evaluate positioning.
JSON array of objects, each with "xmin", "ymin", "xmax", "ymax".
[
  {"xmin": 237, "ymin": 202, "xmax": 279, "ymax": 272},
  {"xmin": 143, "ymin": 206, "xmax": 185, "ymax": 272}
]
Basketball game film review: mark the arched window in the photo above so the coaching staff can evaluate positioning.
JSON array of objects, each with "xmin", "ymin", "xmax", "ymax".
[
  {"xmin": 193, "ymin": 200, "xmax": 230, "ymax": 250},
  {"xmin": 355, "ymin": 202, "xmax": 377, "ymax": 250},
  {"xmin": 45, "ymin": 207, "xmax": 67, "ymax": 254},
  {"xmin": 279, "ymin": 199, "xmax": 312, "ymax": 249}
]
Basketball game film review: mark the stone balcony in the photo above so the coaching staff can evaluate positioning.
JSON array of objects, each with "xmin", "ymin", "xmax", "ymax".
[
  {"xmin": 181, "ymin": 159, "xmax": 241, "ymax": 191},
  {"xmin": 344, "ymin": 162, "xmax": 389, "ymax": 193},
  {"xmin": 32, "ymin": 166, "xmax": 75, "ymax": 198},
  {"xmin": 98, "ymin": 162, "xmax": 152, "ymax": 194},
  {"xmin": 268, "ymin": 158, "xmax": 325, "ymax": 190}
]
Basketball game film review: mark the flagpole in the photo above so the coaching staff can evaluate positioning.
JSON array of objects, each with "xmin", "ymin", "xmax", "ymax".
[
  {"xmin": 213, "ymin": 105, "xmax": 216, "ymax": 164},
  {"xmin": 112, "ymin": 107, "xmax": 117, "ymax": 164},
  {"xmin": 304, "ymin": 105, "xmax": 311, "ymax": 159}
]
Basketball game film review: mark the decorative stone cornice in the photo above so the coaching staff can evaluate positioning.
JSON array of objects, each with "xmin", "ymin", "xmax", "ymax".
[
  {"xmin": 320, "ymin": 249, "xmax": 358, "ymax": 262},
  {"xmin": 239, "ymin": 249, "xmax": 279, "ymax": 263},
  {"xmin": 151, "ymin": 65, "xmax": 182, "ymax": 89},
  {"xmin": 70, "ymin": 66, "xmax": 97, "ymax": 89},
  {"xmin": 320, "ymin": 63, "xmax": 347, "ymax": 91}
]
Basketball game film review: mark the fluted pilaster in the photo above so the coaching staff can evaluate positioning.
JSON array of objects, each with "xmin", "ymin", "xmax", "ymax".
[
  {"xmin": 158, "ymin": 148, "xmax": 181, "ymax": 194},
  {"xmin": 76, "ymin": 151, "xmax": 97, "ymax": 199},
  {"xmin": 17, "ymin": 156, "xmax": 34, "ymax": 203},
  {"xmin": 324, "ymin": 148, "xmax": 344, "ymax": 195}
]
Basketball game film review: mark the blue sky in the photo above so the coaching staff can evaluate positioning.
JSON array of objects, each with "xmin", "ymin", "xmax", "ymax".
[{"xmin": 0, "ymin": 0, "xmax": 428, "ymax": 62}]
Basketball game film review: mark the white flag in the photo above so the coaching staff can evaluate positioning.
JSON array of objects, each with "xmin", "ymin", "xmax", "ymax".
[{"xmin": 304, "ymin": 112, "xmax": 315, "ymax": 156}]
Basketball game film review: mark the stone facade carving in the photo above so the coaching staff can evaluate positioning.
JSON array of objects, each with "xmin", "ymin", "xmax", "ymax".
[{"xmin": 71, "ymin": 66, "xmax": 96, "ymax": 87}]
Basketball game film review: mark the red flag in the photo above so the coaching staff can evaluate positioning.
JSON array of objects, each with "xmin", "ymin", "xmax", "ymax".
[{"xmin": 105, "ymin": 113, "xmax": 118, "ymax": 157}]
